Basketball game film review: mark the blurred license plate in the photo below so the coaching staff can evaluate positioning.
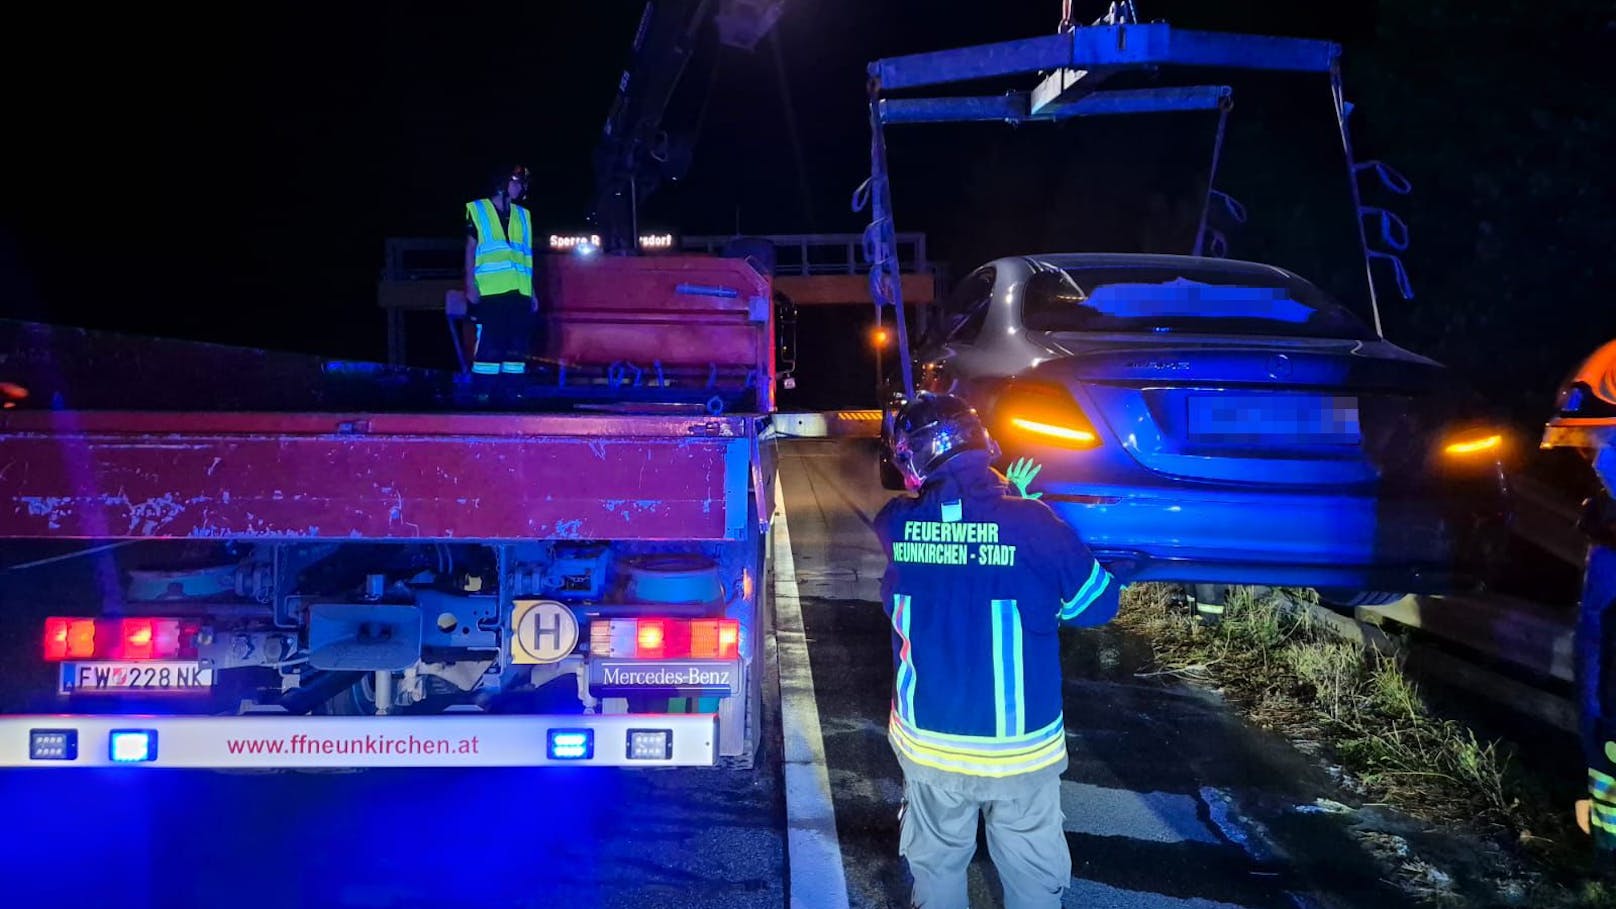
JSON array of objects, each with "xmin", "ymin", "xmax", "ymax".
[
  {"xmin": 1188, "ymin": 394, "xmax": 1361, "ymax": 442},
  {"xmin": 60, "ymin": 662, "xmax": 214, "ymax": 694}
]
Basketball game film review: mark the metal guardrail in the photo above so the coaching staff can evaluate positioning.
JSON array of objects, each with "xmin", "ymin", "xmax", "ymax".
[
  {"xmin": 1308, "ymin": 600, "xmax": 1577, "ymax": 734},
  {"xmin": 374, "ymin": 233, "xmax": 937, "ymax": 284},
  {"xmin": 770, "ymin": 410, "xmax": 882, "ymax": 439},
  {"xmin": 1360, "ymin": 593, "xmax": 1574, "ymax": 683}
]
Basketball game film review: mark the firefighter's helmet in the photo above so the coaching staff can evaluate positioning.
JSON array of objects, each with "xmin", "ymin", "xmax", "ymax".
[
  {"xmin": 1542, "ymin": 338, "xmax": 1616, "ymax": 453},
  {"xmin": 890, "ymin": 392, "xmax": 1000, "ymax": 490}
]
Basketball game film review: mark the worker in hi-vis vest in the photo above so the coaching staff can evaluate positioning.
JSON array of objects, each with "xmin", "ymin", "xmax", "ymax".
[
  {"xmin": 1543, "ymin": 338, "xmax": 1616, "ymax": 874},
  {"xmin": 875, "ymin": 392, "xmax": 1132, "ymax": 908},
  {"xmin": 464, "ymin": 163, "xmax": 540, "ymax": 393}
]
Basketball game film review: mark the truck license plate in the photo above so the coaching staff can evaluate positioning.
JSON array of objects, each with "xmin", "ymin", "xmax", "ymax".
[{"xmin": 60, "ymin": 662, "xmax": 215, "ymax": 694}]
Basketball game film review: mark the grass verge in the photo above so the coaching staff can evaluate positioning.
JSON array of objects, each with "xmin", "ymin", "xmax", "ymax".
[{"xmin": 1114, "ymin": 582, "xmax": 1613, "ymax": 908}]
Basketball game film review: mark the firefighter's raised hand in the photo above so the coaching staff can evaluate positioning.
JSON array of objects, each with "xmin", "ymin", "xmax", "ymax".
[{"xmin": 1006, "ymin": 457, "xmax": 1043, "ymax": 500}]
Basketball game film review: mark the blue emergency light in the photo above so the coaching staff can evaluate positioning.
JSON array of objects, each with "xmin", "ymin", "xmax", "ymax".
[
  {"xmin": 109, "ymin": 729, "xmax": 158, "ymax": 763},
  {"xmin": 547, "ymin": 729, "xmax": 594, "ymax": 761}
]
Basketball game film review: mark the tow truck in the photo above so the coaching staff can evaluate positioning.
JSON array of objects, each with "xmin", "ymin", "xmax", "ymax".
[{"xmin": 0, "ymin": 0, "xmax": 789, "ymax": 770}]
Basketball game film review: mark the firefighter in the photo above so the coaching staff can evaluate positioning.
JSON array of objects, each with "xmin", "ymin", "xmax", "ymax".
[
  {"xmin": 1542, "ymin": 338, "xmax": 1616, "ymax": 873},
  {"xmin": 875, "ymin": 392, "xmax": 1129, "ymax": 909},
  {"xmin": 464, "ymin": 164, "xmax": 540, "ymax": 392}
]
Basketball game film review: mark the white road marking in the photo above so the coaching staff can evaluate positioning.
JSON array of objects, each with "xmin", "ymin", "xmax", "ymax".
[{"xmin": 773, "ymin": 476, "xmax": 852, "ymax": 909}]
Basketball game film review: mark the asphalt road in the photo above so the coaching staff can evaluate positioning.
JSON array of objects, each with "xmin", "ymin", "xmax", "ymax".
[{"xmin": 0, "ymin": 743, "xmax": 786, "ymax": 909}]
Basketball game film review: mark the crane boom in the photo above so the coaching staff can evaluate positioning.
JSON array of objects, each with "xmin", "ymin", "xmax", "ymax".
[{"xmin": 589, "ymin": 0, "xmax": 786, "ymax": 254}]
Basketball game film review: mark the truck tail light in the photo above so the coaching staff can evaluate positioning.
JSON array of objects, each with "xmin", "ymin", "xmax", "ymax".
[
  {"xmin": 689, "ymin": 619, "xmax": 739, "ymax": 659},
  {"xmin": 44, "ymin": 618, "xmax": 94, "ymax": 661},
  {"xmin": 636, "ymin": 620, "xmax": 666, "ymax": 659},
  {"xmin": 592, "ymin": 618, "xmax": 740, "ymax": 660},
  {"xmin": 42, "ymin": 617, "xmax": 201, "ymax": 662}
]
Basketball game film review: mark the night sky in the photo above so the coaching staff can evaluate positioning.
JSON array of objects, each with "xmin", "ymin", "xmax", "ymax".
[{"xmin": 2, "ymin": 2, "xmax": 1607, "ymax": 413}]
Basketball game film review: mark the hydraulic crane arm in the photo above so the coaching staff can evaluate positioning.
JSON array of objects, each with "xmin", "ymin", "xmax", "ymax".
[{"xmin": 589, "ymin": 0, "xmax": 786, "ymax": 254}]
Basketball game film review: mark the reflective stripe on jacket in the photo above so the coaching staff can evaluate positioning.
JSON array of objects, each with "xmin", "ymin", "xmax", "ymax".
[{"xmin": 466, "ymin": 199, "xmax": 534, "ymax": 297}]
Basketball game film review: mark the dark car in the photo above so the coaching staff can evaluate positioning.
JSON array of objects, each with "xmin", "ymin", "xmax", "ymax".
[{"xmin": 879, "ymin": 253, "xmax": 1513, "ymax": 605}]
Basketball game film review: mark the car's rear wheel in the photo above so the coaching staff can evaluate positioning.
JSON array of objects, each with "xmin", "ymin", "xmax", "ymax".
[{"xmin": 1314, "ymin": 589, "xmax": 1409, "ymax": 609}]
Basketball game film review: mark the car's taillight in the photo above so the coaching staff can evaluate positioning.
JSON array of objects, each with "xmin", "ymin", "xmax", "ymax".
[
  {"xmin": 1442, "ymin": 429, "xmax": 1504, "ymax": 459},
  {"xmin": 996, "ymin": 383, "xmax": 1102, "ymax": 450},
  {"xmin": 42, "ymin": 617, "xmax": 201, "ymax": 662},
  {"xmin": 592, "ymin": 618, "xmax": 740, "ymax": 660}
]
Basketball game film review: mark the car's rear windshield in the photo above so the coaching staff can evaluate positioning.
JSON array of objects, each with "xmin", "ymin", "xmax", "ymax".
[{"xmin": 1021, "ymin": 263, "xmax": 1377, "ymax": 340}]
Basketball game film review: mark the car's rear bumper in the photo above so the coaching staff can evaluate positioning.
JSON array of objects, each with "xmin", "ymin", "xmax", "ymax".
[
  {"xmin": 1085, "ymin": 550, "xmax": 1474, "ymax": 592},
  {"xmin": 1044, "ymin": 485, "xmax": 1499, "ymax": 592}
]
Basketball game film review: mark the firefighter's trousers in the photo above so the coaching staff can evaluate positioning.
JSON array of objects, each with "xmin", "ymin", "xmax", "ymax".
[
  {"xmin": 899, "ymin": 774, "xmax": 1069, "ymax": 909},
  {"xmin": 1582, "ymin": 538, "xmax": 1616, "ymax": 861}
]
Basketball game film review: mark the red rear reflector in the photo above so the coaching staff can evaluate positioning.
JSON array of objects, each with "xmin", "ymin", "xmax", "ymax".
[{"xmin": 42, "ymin": 617, "xmax": 200, "ymax": 662}]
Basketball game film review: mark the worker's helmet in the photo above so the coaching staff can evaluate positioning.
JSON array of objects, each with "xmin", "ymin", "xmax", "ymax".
[
  {"xmin": 890, "ymin": 392, "xmax": 1000, "ymax": 490},
  {"xmin": 1542, "ymin": 338, "xmax": 1616, "ymax": 453},
  {"xmin": 492, "ymin": 164, "xmax": 531, "ymax": 199}
]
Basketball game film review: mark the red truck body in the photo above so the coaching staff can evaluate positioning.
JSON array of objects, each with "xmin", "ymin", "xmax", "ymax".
[{"xmin": 0, "ymin": 253, "xmax": 781, "ymax": 769}]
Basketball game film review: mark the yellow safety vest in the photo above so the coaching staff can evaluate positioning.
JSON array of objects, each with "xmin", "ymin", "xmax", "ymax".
[{"xmin": 466, "ymin": 199, "xmax": 534, "ymax": 297}]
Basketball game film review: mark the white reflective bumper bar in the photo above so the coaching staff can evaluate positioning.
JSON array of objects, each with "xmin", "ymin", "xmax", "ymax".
[{"xmin": 0, "ymin": 713, "xmax": 718, "ymax": 768}]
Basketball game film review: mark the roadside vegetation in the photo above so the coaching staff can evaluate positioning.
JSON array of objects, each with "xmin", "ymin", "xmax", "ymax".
[{"xmin": 1115, "ymin": 583, "xmax": 1613, "ymax": 908}]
